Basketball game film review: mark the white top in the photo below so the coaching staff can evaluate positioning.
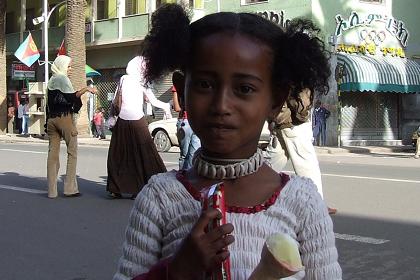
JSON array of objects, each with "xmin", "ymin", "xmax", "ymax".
[
  {"xmin": 117, "ymin": 56, "xmax": 171, "ymax": 121},
  {"xmin": 113, "ymin": 171, "xmax": 342, "ymax": 280}
]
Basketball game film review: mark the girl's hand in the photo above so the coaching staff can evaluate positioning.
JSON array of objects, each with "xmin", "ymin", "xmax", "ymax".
[
  {"xmin": 88, "ymin": 86, "xmax": 98, "ymax": 94},
  {"xmin": 168, "ymin": 208, "xmax": 235, "ymax": 280}
]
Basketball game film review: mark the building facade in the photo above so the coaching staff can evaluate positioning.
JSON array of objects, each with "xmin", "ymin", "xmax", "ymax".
[{"xmin": 4, "ymin": 0, "xmax": 420, "ymax": 145}]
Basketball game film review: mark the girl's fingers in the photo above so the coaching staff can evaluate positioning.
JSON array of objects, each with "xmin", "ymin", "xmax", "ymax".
[
  {"xmin": 207, "ymin": 223, "xmax": 234, "ymax": 243},
  {"xmin": 212, "ymin": 234, "xmax": 235, "ymax": 251},
  {"xmin": 191, "ymin": 208, "xmax": 222, "ymax": 236},
  {"xmin": 210, "ymin": 249, "xmax": 231, "ymax": 268}
]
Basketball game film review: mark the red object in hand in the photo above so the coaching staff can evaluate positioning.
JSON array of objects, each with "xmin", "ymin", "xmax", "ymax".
[{"xmin": 201, "ymin": 183, "xmax": 231, "ymax": 280}]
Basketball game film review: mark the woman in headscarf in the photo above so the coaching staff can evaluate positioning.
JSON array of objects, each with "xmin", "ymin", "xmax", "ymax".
[
  {"xmin": 46, "ymin": 55, "xmax": 97, "ymax": 198},
  {"xmin": 106, "ymin": 56, "xmax": 171, "ymax": 199}
]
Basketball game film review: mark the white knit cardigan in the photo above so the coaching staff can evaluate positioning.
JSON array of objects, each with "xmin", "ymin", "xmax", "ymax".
[{"xmin": 113, "ymin": 171, "xmax": 342, "ymax": 280}]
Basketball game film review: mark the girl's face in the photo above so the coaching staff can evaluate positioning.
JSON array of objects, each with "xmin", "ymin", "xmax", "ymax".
[{"xmin": 185, "ymin": 32, "xmax": 282, "ymax": 159}]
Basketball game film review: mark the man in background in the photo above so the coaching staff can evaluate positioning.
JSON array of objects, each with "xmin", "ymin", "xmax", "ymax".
[{"xmin": 312, "ymin": 100, "xmax": 330, "ymax": 146}]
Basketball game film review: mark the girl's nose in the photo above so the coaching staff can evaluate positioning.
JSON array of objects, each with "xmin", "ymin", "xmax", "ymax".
[{"xmin": 211, "ymin": 86, "xmax": 231, "ymax": 116}]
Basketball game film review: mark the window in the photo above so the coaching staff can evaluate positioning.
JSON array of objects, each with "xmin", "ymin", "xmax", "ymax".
[
  {"xmin": 6, "ymin": 12, "xmax": 15, "ymax": 34},
  {"xmin": 97, "ymin": 0, "xmax": 118, "ymax": 19},
  {"xmin": 190, "ymin": 0, "xmax": 204, "ymax": 9},
  {"xmin": 126, "ymin": 0, "xmax": 146, "ymax": 15},
  {"xmin": 26, "ymin": 8, "xmax": 35, "ymax": 31},
  {"xmin": 49, "ymin": 4, "xmax": 59, "ymax": 27}
]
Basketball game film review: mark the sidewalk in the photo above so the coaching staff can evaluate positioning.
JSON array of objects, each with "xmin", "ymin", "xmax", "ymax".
[
  {"xmin": 0, "ymin": 133, "xmax": 111, "ymax": 147},
  {"xmin": 0, "ymin": 133, "xmax": 415, "ymax": 155}
]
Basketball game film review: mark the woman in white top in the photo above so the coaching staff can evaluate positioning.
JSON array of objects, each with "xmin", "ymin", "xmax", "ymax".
[{"xmin": 106, "ymin": 56, "xmax": 171, "ymax": 199}]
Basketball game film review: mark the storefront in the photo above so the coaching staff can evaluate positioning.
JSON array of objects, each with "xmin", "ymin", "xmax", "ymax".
[{"xmin": 333, "ymin": 11, "xmax": 420, "ymax": 145}]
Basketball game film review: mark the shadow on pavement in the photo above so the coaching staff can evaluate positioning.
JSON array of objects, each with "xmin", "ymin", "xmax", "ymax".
[
  {"xmin": 332, "ymin": 214, "xmax": 420, "ymax": 280},
  {"xmin": 0, "ymin": 171, "xmax": 110, "ymax": 199}
]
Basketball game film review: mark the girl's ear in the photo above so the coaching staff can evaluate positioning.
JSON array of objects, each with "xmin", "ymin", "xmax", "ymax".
[
  {"xmin": 269, "ymin": 102, "xmax": 284, "ymax": 122},
  {"xmin": 269, "ymin": 89, "xmax": 289, "ymax": 121},
  {"xmin": 172, "ymin": 71, "xmax": 185, "ymax": 97}
]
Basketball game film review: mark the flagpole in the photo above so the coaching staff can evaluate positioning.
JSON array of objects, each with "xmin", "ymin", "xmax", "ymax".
[{"xmin": 43, "ymin": 0, "xmax": 48, "ymax": 91}]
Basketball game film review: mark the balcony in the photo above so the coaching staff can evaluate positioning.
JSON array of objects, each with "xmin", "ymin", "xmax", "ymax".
[{"xmin": 5, "ymin": 13, "xmax": 150, "ymax": 54}]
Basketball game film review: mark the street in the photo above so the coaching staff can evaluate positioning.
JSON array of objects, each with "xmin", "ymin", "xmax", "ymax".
[{"xmin": 0, "ymin": 142, "xmax": 419, "ymax": 280}]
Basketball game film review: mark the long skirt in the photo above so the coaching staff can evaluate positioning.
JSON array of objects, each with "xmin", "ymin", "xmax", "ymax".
[{"xmin": 106, "ymin": 117, "xmax": 166, "ymax": 195}]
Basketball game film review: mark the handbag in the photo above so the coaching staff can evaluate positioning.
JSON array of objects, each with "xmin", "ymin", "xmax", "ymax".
[
  {"xmin": 110, "ymin": 77, "xmax": 124, "ymax": 117},
  {"xmin": 106, "ymin": 116, "xmax": 117, "ymax": 131}
]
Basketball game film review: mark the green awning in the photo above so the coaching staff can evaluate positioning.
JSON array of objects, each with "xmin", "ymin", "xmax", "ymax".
[
  {"xmin": 337, "ymin": 54, "xmax": 420, "ymax": 93},
  {"xmin": 85, "ymin": 64, "xmax": 101, "ymax": 77}
]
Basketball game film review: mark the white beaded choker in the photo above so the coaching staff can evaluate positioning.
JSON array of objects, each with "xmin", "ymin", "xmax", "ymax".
[{"xmin": 192, "ymin": 148, "xmax": 265, "ymax": 180}]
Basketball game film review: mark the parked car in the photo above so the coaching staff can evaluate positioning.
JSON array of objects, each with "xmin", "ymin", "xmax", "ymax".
[{"xmin": 148, "ymin": 118, "xmax": 271, "ymax": 152}]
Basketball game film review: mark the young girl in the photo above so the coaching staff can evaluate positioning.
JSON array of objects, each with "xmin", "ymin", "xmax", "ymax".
[{"xmin": 113, "ymin": 4, "xmax": 341, "ymax": 280}]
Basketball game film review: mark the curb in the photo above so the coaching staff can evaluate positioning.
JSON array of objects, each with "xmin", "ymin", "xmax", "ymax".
[
  {"xmin": 0, "ymin": 135, "xmax": 415, "ymax": 154},
  {"xmin": 0, "ymin": 135, "xmax": 110, "ymax": 147}
]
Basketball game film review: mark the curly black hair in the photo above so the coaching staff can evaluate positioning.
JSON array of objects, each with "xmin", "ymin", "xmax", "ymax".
[{"xmin": 141, "ymin": 3, "xmax": 330, "ymax": 103}]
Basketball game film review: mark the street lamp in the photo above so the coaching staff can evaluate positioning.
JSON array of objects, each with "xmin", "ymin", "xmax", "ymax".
[{"xmin": 32, "ymin": 0, "xmax": 66, "ymax": 90}]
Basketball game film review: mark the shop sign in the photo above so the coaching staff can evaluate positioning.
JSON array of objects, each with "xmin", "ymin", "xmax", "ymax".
[
  {"xmin": 11, "ymin": 63, "xmax": 36, "ymax": 80},
  {"xmin": 337, "ymin": 44, "xmax": 405, "ymax": 58},
  {"xmin": 256, "ymin": 10, "xmax": 290, "ymax": 28},
  {"xmin": 335, "ymin": 11, "xmax": 409, "ymax": 47}
]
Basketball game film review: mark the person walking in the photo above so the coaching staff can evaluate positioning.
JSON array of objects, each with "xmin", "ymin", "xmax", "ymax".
[
  {"xmin": 46, "ymin": 55, "xmax": 97, "ymax": 198},
  {"xmin": 17, "ymin": 101, "xmax": 23, "ymax": 134},
  {"xmin": 93, "ymin": 108, "xmax": 106, "ymax": 139},
  {"xmin": 171, "ymin": 71, "xmax": 201, "ymax": 170},
  {"xmin": 264, "ymin": 88, "xmax": 337, "ymax": 215},
  {"xmin": 17, "ymin": 100, "xmax": 28, "ymax": 135},
  {"xmin": 106, "ymin": 56, "xmax": 171, "ymax": 199},
  {"xmin": 415, "ymin": 125, "xmax": 420, "ymax": 159},
  {"xmin": 22, "ymin": 101, "xmax": 29, "ymax": 135},
  {"xmin": 7, "ymin": 102, "xmax": 15, "ymax": 133},
  {"xmin": 312, "ymin": 100, "xmax": 330, "ymax": 146}
]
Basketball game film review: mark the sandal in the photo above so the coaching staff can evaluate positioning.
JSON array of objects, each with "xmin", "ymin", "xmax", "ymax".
[
  {"xmin": 64, "ymin": 192, "xmax": 82, "ymax": 198},
  {"xmin": 108, "ymin": 192, "xmax": 122, "ymax": 199}
]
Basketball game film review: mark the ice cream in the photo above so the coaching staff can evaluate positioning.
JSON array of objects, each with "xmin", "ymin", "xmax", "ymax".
[{"xmin": 248, "ymin": 233, "xmax": 304, "ymax": 280}]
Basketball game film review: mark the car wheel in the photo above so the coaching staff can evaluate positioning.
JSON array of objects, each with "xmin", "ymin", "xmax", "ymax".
[{"xmin": 153, "ymin": 130, "xmax": 172, "ymax": 152}]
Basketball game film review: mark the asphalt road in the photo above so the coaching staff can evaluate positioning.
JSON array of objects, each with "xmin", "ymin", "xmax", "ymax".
[{"xmin": 0, "ymin": 142, "xmax": 419, "ymax": 280}]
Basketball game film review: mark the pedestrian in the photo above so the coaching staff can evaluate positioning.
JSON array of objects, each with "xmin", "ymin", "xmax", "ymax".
[
  {"xmin": 46, "ymin": 55, "xmax": 97, "ymax": 198},
  {"xmin": 106, "ymin": 56, "xmax": 171, "ymax": 199},
  {"xmin": 23, "ymin": 101, "xmax": 29, "ymax": 135},
  {"xmin": 18, "ymin": 100, "xmax": 29, "ymax": 135},
  {"xmin": 264, "ymin": 88, "xmax": 337, "ymax": 214},
  {"xmin": 312, "ymin": 100, "xmax": 330, "ymax": 146},
  {"xmin": 7, "ymin": 102, "xmax": 15, "ymax": 133},
  {"xmin": 171, "ymin": 71, "xmax": 201, "ymax": 170},
  {"xmin": 17, "ymin": 100, "xmax": 23, "ymax": 134},
  {"xmin": 113, "ymin": 4, "xmax": 341, "ymax": 280},
  {"xmin": 415, "ymin": 125, "xmax": 420, "ymax": 159},
  {"xmin": 93, "ymin": 108, "xmax": 106, "ymax": 139}
]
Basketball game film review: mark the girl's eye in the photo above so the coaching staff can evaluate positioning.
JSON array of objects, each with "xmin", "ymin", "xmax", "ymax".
[
  {"xmin": 192, "ymin": 79, "xmax": 214, "ymax": 91},
  {"xmin": 198, "ymin": 80, "xmax": 212, "ymax": 89},
  {"xmin": 237, "ymin": 85, "xmax": 255, "ymax": 95}
]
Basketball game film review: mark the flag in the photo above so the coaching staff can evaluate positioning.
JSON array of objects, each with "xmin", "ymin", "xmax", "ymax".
[
  {"xmin": 14, "ymin": 33, "xmax": 40, "ymax": 67},
  {"xmin": 57, "ymin": 39, "xmax": 66, "ymax": 56}
]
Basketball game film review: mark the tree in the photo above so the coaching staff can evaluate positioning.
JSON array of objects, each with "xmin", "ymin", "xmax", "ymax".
[
  {"xmin": 0, "ymin": 0, "xmax": 6, "ymax": 134},
  {"xmin": 66, "ymin": 0, "xmax": 90, "ymax": 135}
]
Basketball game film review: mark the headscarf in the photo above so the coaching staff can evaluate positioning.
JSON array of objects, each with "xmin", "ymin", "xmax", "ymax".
[
  {"xmin": 125, "ymin": 56, "xmax": 146, "ymax": 84},
  {"xmin": 47, "ymin": 55, "xmax": 75, "ymax": 94}
]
